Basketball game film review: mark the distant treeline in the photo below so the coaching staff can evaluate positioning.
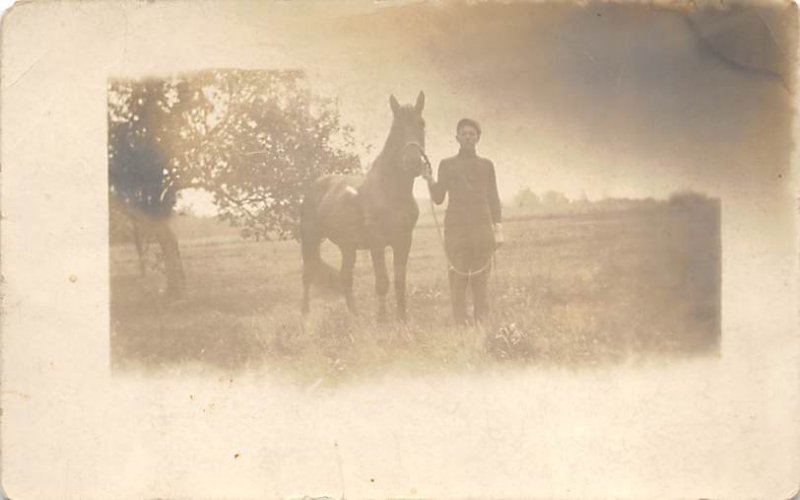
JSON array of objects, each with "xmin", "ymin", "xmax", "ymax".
[
  {"xmin": 510, "ymin": 188, "xmax": 717, "ymax": 216},
  {"xmin": 111, "ymin": 189, "xmax": 718, "ymax": 245}
]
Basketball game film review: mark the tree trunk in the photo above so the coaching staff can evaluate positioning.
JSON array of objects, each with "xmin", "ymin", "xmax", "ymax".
[
  {"xmin": 132, "ymin": 222, "xmax": 147, "ymax": 277},
  {"xmin": 151, "ymin": 217, "xmax": 186, "ymax": 298}
]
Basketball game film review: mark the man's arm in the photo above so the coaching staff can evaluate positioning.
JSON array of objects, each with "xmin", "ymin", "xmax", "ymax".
[
  {"xmin": 425, "ymin": 161, "xmax": 447, "ymax": 205},
  {"xmin": 487, "ymin": 161, "xmax": 504, "ymax": 246}
]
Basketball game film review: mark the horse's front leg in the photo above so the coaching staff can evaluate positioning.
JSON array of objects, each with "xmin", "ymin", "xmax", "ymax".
[
  {"xmin": 370, "ymin": 246, "xmax": 389, "ymax": 322},
  {"xmin": 392, "ymin": 237, "xmax": 412, "ymax": 322},
  {"xmin": 340, "ymin": 246, "xmax": 357, "ymax": 314}
]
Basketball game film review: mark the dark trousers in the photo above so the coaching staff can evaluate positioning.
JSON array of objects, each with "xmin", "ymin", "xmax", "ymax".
[{"xmin": 444, "ymin": 221, "xmax": 495, "ymax": 325}]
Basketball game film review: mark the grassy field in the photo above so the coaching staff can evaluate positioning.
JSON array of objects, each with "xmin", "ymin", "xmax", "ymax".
[{"xmin": 111, "ymin": 200, "xmax": 720, "ymax": 383}]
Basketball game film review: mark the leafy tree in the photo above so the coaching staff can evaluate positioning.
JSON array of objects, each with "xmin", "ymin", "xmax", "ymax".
[
  {"xmin": 541, "ymin": 190, "xmax": 570, "ymax": 209},
  {"xmin": 108, "ymin": 70, "xmax": 361, "ymax": 296},
  {"xmin": 109, "ymin": 79, "xmax": 186, "ymax": 296},
  {"xmin": 513, "ymin": 187, "xmax": 540, "ymax": 209},
  {"xmin": 196, "ymin": 70, "xmax": 362, "ymax": 240}
]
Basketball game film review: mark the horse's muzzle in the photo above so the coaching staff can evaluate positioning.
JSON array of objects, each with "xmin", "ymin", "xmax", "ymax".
[{"xmin": 403, "ymin": 142, "xmax": 431, "ymax": 177}]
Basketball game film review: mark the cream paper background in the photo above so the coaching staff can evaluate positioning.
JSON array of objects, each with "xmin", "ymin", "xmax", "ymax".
[{"xmin": 1, "ymin": 1, "xmax": 798, "ymax": 498}]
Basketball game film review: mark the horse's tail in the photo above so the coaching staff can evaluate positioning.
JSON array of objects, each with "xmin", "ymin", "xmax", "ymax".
[
  {"xmin": 301, "ymin": 233, "xmax": 340, "ymax": 291},
  {"xmin": 300, "ymin": 188, "xmax": 340, "ymax": 292}
]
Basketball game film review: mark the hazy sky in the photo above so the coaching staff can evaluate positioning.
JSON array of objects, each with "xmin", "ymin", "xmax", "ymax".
[{"xmin": 154, "ymin": 1, "xmax": 793, "ymax": 214}]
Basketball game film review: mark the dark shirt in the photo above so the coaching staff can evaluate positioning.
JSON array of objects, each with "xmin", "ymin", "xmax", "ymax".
[{"xmin": 429, "ymin": 148, "xmax": 502, "ymax": 227}]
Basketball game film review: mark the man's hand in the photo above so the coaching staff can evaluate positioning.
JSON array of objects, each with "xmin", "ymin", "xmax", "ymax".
[{"xmin": 493, "ymin": 223, "xmax": 504, "ymax": 248}]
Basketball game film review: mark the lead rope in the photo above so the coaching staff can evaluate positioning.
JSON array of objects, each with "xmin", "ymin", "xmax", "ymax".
[
  {"xmin": 428, "ymin": 196, "xmax": 495, "ymax": 278},
  {"xmin": 409, "ymin": 142, "xmax": 498, "ymax": 280}
]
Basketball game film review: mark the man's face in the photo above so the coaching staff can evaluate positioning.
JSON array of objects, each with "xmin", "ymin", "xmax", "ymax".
[{"xmin": 456, "ymin": 125, "xmax": 480, "ymax": 149}]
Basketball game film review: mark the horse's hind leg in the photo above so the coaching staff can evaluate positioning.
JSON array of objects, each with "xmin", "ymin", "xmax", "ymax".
[
  {"xmin": 300, "ymin": 226, "xmax": 319, "ymax": 316},
  {"xmin": 370, "ymin": 246, "xmax": 389, "ymax": 322},
  {"xmin": 340, "ymin": 246, "xmax": 357, "ymax": 314}
]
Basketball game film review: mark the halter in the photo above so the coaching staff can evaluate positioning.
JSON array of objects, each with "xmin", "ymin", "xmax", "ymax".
[{"xmin": 402, "ymin": 141, "xmax": 432, "ymax": 176}]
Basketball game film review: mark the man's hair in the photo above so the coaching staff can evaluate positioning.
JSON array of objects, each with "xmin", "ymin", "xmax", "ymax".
[{"xmin": 456, "ymin": 118, "xmax": 481, "ymax": 137}]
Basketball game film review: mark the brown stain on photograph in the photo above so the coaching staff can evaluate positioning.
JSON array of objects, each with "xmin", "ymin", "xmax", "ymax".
[{"xmin": 105, "ymin": 1, "xmax": 793, "ymax": 383}]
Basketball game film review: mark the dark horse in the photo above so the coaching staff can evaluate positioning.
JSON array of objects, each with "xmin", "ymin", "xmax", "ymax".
[{"xmin": 300, "ymin": 92, "xmax": 428, "ymax": 321}]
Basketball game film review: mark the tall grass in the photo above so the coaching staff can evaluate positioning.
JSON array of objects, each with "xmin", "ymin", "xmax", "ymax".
[{"xmin": 111, "ymin": 202, "xmax": 720, "ymax": 383}]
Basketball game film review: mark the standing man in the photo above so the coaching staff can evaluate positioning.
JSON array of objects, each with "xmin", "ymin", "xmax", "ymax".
[{"xmin": 423, "ymin": 118, "xmax": 503, "ymax": 325}]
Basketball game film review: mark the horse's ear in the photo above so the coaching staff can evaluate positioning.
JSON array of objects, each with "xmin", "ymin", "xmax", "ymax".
[
  {"xmin": 415, "ymin": 91, "xmax": 425, "ymax": 113},
  {"xmin": 389, "ymin": 95, "xmax": 400, "ymax": 115}
]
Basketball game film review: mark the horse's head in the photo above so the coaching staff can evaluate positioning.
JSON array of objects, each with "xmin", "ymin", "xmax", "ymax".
[{"xmin": 389, "ymin": 91, "xmax": 430, "ymax": 178}]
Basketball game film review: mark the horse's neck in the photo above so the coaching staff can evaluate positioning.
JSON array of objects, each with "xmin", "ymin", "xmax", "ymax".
[
  {"xmin": 373, "ymin": 128, "xmax": 403, "ymax": 172},
  {"xmin": 366, "ymin": 130, "xmax": 415, "ymax": 196},
  {"xmin": 369, "ymin": 152, "xmax": 414, "ymax": 197}
]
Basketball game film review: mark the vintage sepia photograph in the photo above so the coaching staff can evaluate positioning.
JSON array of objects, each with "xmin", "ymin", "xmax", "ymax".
[
  {"xmin": 2, "ymin": 0, "xmax": 798, "ymax": 497},
  {"xmin": 106, "ymin": 2, "xmax": 750, "ymax": 382}
]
